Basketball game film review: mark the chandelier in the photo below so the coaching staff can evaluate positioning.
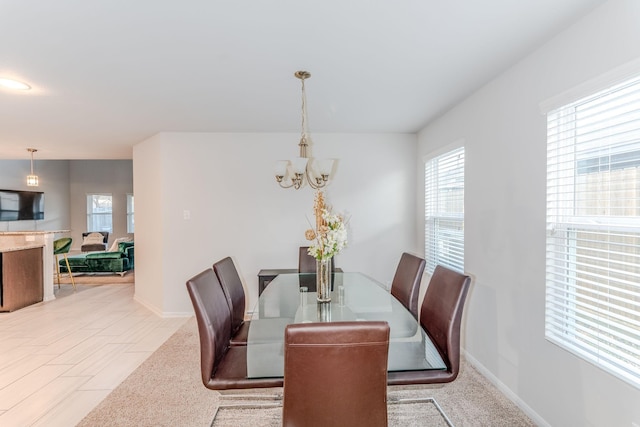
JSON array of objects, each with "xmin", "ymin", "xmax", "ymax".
[{"xmin": 275, "ymin": 71, "xmax": 334, "ymax": 190}]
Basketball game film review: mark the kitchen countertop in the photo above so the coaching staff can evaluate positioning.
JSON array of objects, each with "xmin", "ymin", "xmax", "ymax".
[
  {"xmin": 0, "ymin": 230, "xmax": 70, "ymax": 252},
  {"xmin": 0, "ymin": 230, "xmax": 70, "ymax": 235}
]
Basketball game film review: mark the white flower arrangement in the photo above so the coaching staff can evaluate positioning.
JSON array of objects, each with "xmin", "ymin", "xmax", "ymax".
[{"xmin": 305, "ymin": 191, "xmax": 348, "ymax": 261}]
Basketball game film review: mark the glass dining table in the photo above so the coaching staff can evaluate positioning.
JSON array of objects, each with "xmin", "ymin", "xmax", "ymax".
[{"xmin": 246, "ymin": 272, "xmax": 446, "ymax": 378}]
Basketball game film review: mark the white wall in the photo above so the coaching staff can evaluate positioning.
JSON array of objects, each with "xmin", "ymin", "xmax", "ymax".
[
  {"xmin": 133, "ymin": 132, "xmax": 417, "ymax": 316},
  {"xmin": 416, "ymin": 1, "xmax": 640, "ymax": 426},
  {"xmin": 0, "ymin": 160, "xmax": 70, "ymax": 234},
  {"xmin": 68, "ymin": 160, "xmax": 133, "ymax": 250},
  {"xmin": 132, "ymin": 135, "xmax": 165, "ymax": 313}
]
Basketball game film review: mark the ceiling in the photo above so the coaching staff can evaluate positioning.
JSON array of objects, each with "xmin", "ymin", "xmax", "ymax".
[{"xmin": 0, "ymin": 0, "xmax": 606, "ymax": 160}]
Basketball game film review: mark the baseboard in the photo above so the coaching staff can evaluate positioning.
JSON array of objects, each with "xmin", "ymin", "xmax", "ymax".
[
  {"xmin": 463, "ymin": 350, "xmax": 551, "ymax": 427},
  {"xmin": 133, "ymin": 293, "xmax": 192, "ymax": 318}
]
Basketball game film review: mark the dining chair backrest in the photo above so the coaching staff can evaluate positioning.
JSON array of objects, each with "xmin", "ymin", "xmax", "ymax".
[
  {"xmin": 212, "ymin": 257, "xmax": 246, "ymax": 335},
  {"xmin": 390, "ymin": 252, "xmax": 426, "ymax": 319},
  {"xmin": 282, "ymin": 321, "xmax": 390, "ymax": 427},
  {"xmin": 420, "ymin": 264, "xmax": 471, "ymax": 381},
  {"xmin": 298, "ymin": 246, "xmax": 317, "ymax": 273},
  {"xmin": 299, "ymin": 246, "xmax": 337, "ymax": 274},
  {"xmin": 186, "ymin": 268, "xmax": 232, "ymax": 387}
]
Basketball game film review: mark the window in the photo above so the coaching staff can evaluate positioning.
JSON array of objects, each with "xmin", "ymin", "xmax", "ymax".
[
  {"xmin": 545, "ymin": 74, "xmax": 640, "ymax": 389},
  {"xmin": 127, "ymin": 194, "xmax": 134, "ymax": 233},
  {"xmin": 87, "ymin": 194, "xmax": 113, "ymax": 233},
  {"xmin": 424, "ymin": 145, "xmax": 465, "ymax": 274}
]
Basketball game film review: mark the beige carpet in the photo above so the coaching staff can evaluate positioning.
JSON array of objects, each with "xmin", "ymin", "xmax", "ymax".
[{"xmin": 79, "ymin": 318, "xmax": 535, "ymax": 427}]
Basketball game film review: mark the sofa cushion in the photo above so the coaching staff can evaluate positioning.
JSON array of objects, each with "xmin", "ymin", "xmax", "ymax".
[
  {"xmin": 86, "ymin": 251, "xmax": 124, "ymax": 260},
  {"xmin": 86, "ymin": 257, "xmax": 130, "ymax": 272},
  {"xmin": 60, "ymin": 254, "xmax": 92, "ymax": 273},
  {"xmin": 66, "ymin": 254, "xmax": 90, "ymax": 267}
]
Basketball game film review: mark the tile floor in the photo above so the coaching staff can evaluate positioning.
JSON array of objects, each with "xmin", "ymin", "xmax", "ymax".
[{"xmin": 0, "ymin": 283, "xmax": 188, "ymax": 427}]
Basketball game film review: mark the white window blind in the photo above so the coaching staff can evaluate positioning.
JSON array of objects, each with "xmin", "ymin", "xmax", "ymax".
[
  {"xmin": 545, "ymin": 74, "xmax": 640, "ymax": 389},
  {"xmin": 87, "ymin": 194, "xmax": 113, "ymax": 233},
  {"xmin": 425, "ymin": 146, "xmax": 465, "ymax": 274},
  {"xmin": 127, "ymin": 194, "xmax": 135, "ymax": 233}
]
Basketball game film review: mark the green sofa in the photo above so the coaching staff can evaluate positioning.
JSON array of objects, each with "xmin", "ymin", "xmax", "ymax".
[{"xmin": 61, "ymin": 241, "xmax": 134, "ymax": 276}]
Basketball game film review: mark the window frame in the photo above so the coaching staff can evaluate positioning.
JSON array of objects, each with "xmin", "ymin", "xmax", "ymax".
[
  {"xmin": 424, "ymin": 143, "xmax": 465, "ymax": 274},
  {"xmin": 86, "ymin": 193, "xmax": 113, "ymax": 233},
  {"xmin": 544, "ymin": 73, "xmax": 640, "ymax": 390}
]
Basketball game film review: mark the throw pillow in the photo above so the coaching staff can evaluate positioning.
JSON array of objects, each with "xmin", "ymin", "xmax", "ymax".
[{"xmin": 108, "ymin": 237, "xmax": 133, "ymax": 252}]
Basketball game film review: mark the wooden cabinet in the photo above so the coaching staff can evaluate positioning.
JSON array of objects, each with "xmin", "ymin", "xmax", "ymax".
[{"xmin": 0, "ymin": 247, "xmax": 44, "ymax": 312}]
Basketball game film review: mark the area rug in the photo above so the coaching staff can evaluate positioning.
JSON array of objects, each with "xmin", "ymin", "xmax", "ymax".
[
  {"xmin": 56, "ymin": 270, "xmax": 134, "ymax": 285},
  {"xmin": 79, "ymin": 317, "xmax": 536, "ymax": 427}
]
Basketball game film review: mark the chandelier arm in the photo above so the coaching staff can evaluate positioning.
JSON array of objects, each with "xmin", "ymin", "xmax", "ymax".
[
  {"xmin": 276, "ymin": 173, "xmax": 304, "ymax": 189},
  {"xmin": 277, "ymin": 180, "xmax": 297, "ymax": 189},
  {"xmin": 305, "ymin": 166, "xmax": 326, "ymax": 190}
]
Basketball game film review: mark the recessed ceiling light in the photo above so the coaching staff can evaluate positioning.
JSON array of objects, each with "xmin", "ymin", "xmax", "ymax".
[{"xmin": 0, "ymin": 78, "xmax": 31, "ymax": 90}]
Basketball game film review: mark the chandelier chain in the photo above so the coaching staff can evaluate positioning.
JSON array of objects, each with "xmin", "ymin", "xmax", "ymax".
[
  {"xmin": 299, "ymin": 75, "xmax": 309, "ymax": 158},
  {"xmin": 301, "ymin": 77, "xmax": 306, "ymax": 140}
]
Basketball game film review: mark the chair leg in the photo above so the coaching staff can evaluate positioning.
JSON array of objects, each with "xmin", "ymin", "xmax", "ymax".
[
  {"xmin": 388, "ymin": 397, "xmax": 455, "ymax": 427},
  {"xmin": 55, "ymin": 254, "xmax": 61, "ymax": 289},
  {"xmin": 63, "ymin": 254, "xmax": 76, "ymax": 291},
  {"xmin": 211, "ymin": 401, "xmax": 282, "ymax": 427}
]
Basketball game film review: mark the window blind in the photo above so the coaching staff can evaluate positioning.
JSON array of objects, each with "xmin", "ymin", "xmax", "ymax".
[
  {"xmin": 127, "ymin": 194, "xmax": 135, "ymax": 233},
  {"xmin": 87, "ymin": 194, "xmax": 113, "ymax": 233},
  {"xmin": 545, "ymin": 74, "xmax": 640, "ymax": 389},
  {"xmin": 425, "ymin": 146, "xmax": 465, "ymax": 274}
]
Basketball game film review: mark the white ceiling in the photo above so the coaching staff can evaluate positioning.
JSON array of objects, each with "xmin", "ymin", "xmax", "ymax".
[{"xmin": 0, "ymin": 0, "xmax": 606, "ymax": 160}]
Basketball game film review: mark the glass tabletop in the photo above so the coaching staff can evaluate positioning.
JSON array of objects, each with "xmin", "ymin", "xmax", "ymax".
[{"xmin": 247, "ymin": 272, "xmax": 446, "ymax": 378}]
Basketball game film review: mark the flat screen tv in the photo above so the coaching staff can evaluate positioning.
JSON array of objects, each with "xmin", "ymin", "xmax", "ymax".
[{"xmin": 0, "ymin": 189, "xmax": 45, "ymax": 221}]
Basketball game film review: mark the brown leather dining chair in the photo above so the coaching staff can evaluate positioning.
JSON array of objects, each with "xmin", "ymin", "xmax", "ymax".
[
  {"xmin": 390, "ymin": 252, "xmax": 426, "ymax": 319},
  {"xmin": 186, "ymin": 268, "xmax": 282, "ymax": 390},
  {"xmin": 299, "ymin": 246, "xmax": 339, "ymax": 273},
  {"xmin": 282, "ymin": 321, "xmax": 390, "ymax": 427},
  {"xmin": 213, "ymin": 256, "xmax": 250, "ymax": 346},
  {"xmin": 298, "ymin": 246, "xmax": 317, "ymax": 273},
  {"xmin": 387, "ymin": 264, "xmax": 471, "ymax": 385}
]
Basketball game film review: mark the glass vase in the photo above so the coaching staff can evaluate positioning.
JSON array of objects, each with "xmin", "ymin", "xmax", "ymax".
[
  {"xmin": 316, "ymin": 258, "xmax": 332, "ymax": 302},
  {"xmin": 317, "ymin": 300, "xmax": 332, "ymax": 322}
]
